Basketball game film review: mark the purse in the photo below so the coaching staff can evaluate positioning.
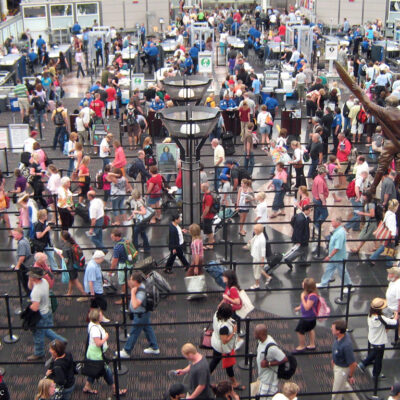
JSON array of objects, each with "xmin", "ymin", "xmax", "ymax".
[
  {"xmin": 250, "ymin": 380, "xmax": 261, "ymax": 398},
  {"xmin": 236, "ymin": 290, "xmax": 255, "ymax": 319},
  {"xmin": 81, "ymin": 327, "xmax": 106, "ymax": 379},
  {"xmin": 374, "ymin": 220, "xmax": 392, "ymax": 241},
  {"xmin": 136, "ymin": 206, "xmax": 155, "ymax": 224},
  {"xmin": 199, "ymin": 324, "xmax": 213, "ymax": 349},
  {"xmin": 382, "ymin": 242, "xmax": 396, "ymax": 258}
]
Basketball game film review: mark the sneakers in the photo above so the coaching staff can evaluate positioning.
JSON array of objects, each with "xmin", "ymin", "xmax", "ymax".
[
  {"xmin": 115, "ymin": 349, "xmax": 130, "ymax": 359},
  {"xmin": 343, "ymin": 287, "xmax": 355, "ymax": 294},
  {"xmin": 76, "ymin": 297, "xmax": 89, "ymax": 302},
  {"xmin": 27, "ymin": 354, "xmax": 44, "ymax": 361},
  {"xmin": 265, "ymin": 277, "xmax": 272, "ymax": 286},
  {"xmin": 250, "ymin": 284, "xmax": 259, "ymax": 290},
  {"xmin": 143, "ymin": 347, "xmax": 160, "ymax": 355},
  {"xmin": 102, "ymin": 316, "xmax": 111, "ymax": 323},
  {"xmin": 316, "ymin": 283, "xmax": 327, "ymax": 289}
]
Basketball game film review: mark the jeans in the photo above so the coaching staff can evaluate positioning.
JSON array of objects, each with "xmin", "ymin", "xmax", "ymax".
[
  {"xmin": 307, "ymin": 158, "xmax": 319, "ymax": 178},
  {"xmin": 34, "ymin": 109, "xmax": 44, "ymax": 128},
  {"xmin": 102, "ymin": 157, "xmax": 110, "ymax": 170},
  {"xmin": 87, "ymin": 364, "xmax": 113, "ymax": 385},
  {"xmin": 67, "ymin": 158, "xmax": 74, "ymax": 177},
  {"xmin": 370, "ymin": 245, "xmax": 394, "ymax": 266},
  {"xmin": 244, "ymin": 152, "xmax": 255, "ymax": 175},
  {"xmin": 361, "ymin": 344, "xmax": 385, "ymax": 377},
  {"xmin": 214, "ymin": 166, "xmax": 223, "ymax": 192},
  {"xmin": 313, "ymin": 199, "xmax": 328, "ymax": 230},
  {"xmin": 44, "ymin": 246, "xmax": 58, "ymax": 270},
  {"xmin": 272, "ymin": 190, "xmax": 285, "ymax": 211},
  {"xmin": 76, "ymin": 62, "xmax": 85, "ymax": 78},
  {"xmin": 53, "ymin": 126, "xmax": 67, "ymax": 151},
  {"xmin": 33, "ymin": 312, "xmax": 67, "ymax": 356},
  {"xmin": 124, "ymin": 312, "xmax": 158, "ymax": 353},
  {"xmin": 133, "ymin": 223, "xmax": 150, "ymax": 252},
  {"xmin": 60, "ymin": 383, "xmax": 75, "ymax": 400},
  {"xmin": 343, "ymin": 116, "xmax": 351, "ymax": 131},
  {"xmin": 111, "ymin": 196, "xmax": 125, "ymax": 216},
  {"xmin": 91, "ymin": 217, "xmax": 107, "ymax": 253},
  {"xmin": 320, "ymin": 260, "xmax": 352, "ymax": 287},
  {"xmin": 345, "ymin": 198, "xmax": 362, "ymax": 231}
]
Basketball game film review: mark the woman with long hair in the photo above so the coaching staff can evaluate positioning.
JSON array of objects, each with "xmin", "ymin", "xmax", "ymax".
[
  {"xmin": 289, "ymin": 140, "xmax": 306, "ymax": 189},
  {"xmin": 293, "ymin": 277, "xmax": 319, "ymax": 352},
  {"xmin": 221, "ymin": 270, "xmax": 243, "ymax": 335},
  {"xmin": 45, "ymin": 340, "xmax": 75, "ymax": 400},
  {"xmin": 128, "ymin": 189, "xmax": 150, "ymax": 253},
  {"xmin": 35, "ymin": 378, "xmax": 56, "ymax": 400},
  {"xmin": 60, "ymin": 230, "xmax": 87, "ymax": 300},
  {"xmin": 78, "ymin": 155, "xmax": 91, "ymax": 205},
  {"xmin": 236, "ymin": 179, "xmax": 254, "ymax": 236},
  {"xmin": 57, "ymin": 177, "xmax": 74, "ymax": 230},
  {"xmin": 146, "ymin": 165, "xmax": 163, "ymax": 223}
]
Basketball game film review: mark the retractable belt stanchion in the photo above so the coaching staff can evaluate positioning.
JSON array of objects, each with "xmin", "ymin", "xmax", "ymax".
[
  {"xmin": 335, "ymin": 260, "xmax": 348, "ymax": 305},
  {"xmin": 119, "ymin": 267, "xmax": 129, "ymax": 342},
  {"xmin": 112, "ymin": 358, "xmax": 121, "ymax": 400},
  {"xmin": 15, "ymin": 272, "xmax": 23, "ymax": 315},
  {"xmin": 3, "ymin": 147, "xmax": 11, "ymax": 177},
  {"xmin": 229, "ymin": 241, "xmax": 234, "ymax": 270},
  {"xmin": 114, "ymin": 323, "xmax": 128, "ymax": 375},
  {"xmin": 344, "ymin": 284, "xmax": 354, "ymax": 333},
  {"xmin": 238, "ymin": 318, "xmax": 250, "ymax": 370},
  {"xmin": 3, "ymin": 294, "xmax": 19, "ymax": 344}
]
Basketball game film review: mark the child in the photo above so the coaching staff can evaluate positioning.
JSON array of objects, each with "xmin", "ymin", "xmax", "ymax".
[
  {"xmin": 103, "ymin": 164, "xmax": 111, "ymax": 206},
  {"xmin": 325, "ymin": 155, "xmax": 342, "ymax": 202},
  {"xmin": 250, "ymin": 224, "xmax": 272, "ymax": 289}
]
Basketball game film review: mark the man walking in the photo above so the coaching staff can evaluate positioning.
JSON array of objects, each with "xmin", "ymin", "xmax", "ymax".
[
  {"xmin": 311, "ymin": 166, "xmax": 329, "ymax": 232},
  {"xmin": 164, "ymin": 214, "xmax": 190, "ymax": 274},
  {"xmin": 330, "ymin": 320, "xmax": 359, "ymax": 400},
  {"xmin": 27, "ymin": 267, "xmax": 67, "ymax": 360},
  {"xmin": 51, "ymin": 101, "xmax": 69, "ymax": 152},
  {"xmin": 14, "ymin": 78, "xmax": 30, "ymax": 122},
  {"xmin": 381, "ymin": 171, "xmax": 397, "ymax": 209},
  {"xmin": 317, "ymin": 216, "xmax": 354, "ymax": 293},
  {"xmin": 87, "ymin": 191, "xmax": 107, "ymax": 253},
  {"xmin": 117, "ymin": 271, "xmax": 159, "ymax": 357},
  {"xmin": 211, "ymin": 138, "xmax": 225, "ymax": 192}
]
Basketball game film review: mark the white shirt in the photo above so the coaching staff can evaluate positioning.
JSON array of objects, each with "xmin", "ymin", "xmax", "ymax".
[
  {"xmin": 296, "ymin": 72, "xmax": 306, "ymax": 85},
  {"xmin": 88, "ymin": 322, "xmax": 108, "ymax": 351},
  {"xmin": 256, "ymin": 201, "xmax": 268, "ymax": 224},
  {"xmin": 23, "ymin": 137, "xmax": 37, "ymax": 153},
  {"xmin": 251, "ymin": 233, "xmax": 266, "ymax": 262},
  {"xmin": 47, "ymin": 173, "xmax": 61, "ymax": 194},
  {"xmin": 290, "ymin": 50, "xmax": 300, "ymax": 63},
  {"xmin": 354, "ymin": 161, "xmax": 369, "ymax": 178},
  {"xmin": 89, "ymin": 198, "xmax": 105, "ymax": 221},
  {"xmin": 176, "ymin": 224, "xmax": 184, "ymax": 245},
  {"xmin": 67, "ymin": 140, "xmax": 75, "ymax": 158},
  {"xmin": 383, "ymin": 210, "xmax": 397, "ymax": 237},
  {"xmin": 214, "ymin": 144, "xmax": 225, "ymax": 166},
  {"xmin": 257, "ymin": 111, "xmax": 272, "ymax": 128},
  {"xmin": 211, "ymin": 312, "xmax": 236, "ymax": 354},
  {"xmin": 76, "ymin": 116, "xmax": 85, "ymax": 132},
  {"xmin": 100, "ymin": 138, "xmax": 110, "ymax": 158},
  {"xmin": 386, "ymin": 278, "xmax": 400, "ymax": 312},
  {"xmin": 80, "ymin": 106, "xmax": 92, "ymax": 125},
  {"xmin": 367, "ymin": 314, "xmax": 397, "ymax": 345}
]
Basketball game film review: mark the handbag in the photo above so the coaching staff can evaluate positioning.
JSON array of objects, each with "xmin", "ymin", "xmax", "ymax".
[
  {"xmin": 236, "ymin": 290, "xmax": 254, "ymax": 319},
  {"xmin": 199, "ymin": 324, "xmax": 213, "ymax": 349},
  {"xmin": 222, "ymin": 349, "xmax": 236, "ymax": 368},
  {"xmin": 184, "ymin": 274, "xmax": 206, "ymax": 298},
  {"xmin": 373, "ymin": 220, "xmax": 392, "ymax": 241},
  {"xmin": 382, "ymin": 242, "xmax": 396, "ymax": 258},
  {"xmin": 136, "ymin": 206, "xmax": 155, "ymax": 224},
  {"xmin": 250, "ymin": 380, "xmax": 261, "ymax": 398},
  {"xmin": 81, "ymin": 327, "xmax": 107, "ymax": 379}
]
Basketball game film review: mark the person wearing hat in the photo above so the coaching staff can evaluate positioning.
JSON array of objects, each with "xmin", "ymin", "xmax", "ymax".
[
  {"xmin": 164, "ymin": 383, "xmax": 185, "ymax": 400},
  {"xmin": 389, "ymin": 383, "xmax": 400, "ymax": 400},
  {"xmin": 385, "ymin": 266, "xmax": 400, "ymax": 345},
  {"xmin": 83, "ymin": 250, "xmax": 110, "ymax": 323},
  {"xmin": 23, "ymin": 129, "xmax": 38, "ymax": 154},
  {"xmin": 27, "ymin": 267, "xmax": 67, "ymax": 361},
  {"xmin": 357, "ymin": 298, "xmax": 397, "ymax": 377}
]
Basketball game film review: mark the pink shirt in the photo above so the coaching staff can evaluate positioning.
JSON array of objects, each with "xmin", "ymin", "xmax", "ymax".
[
  {"xmin": 312, "ymin": 174, "xmax": 329, "ymax": 200},
  {"xmin": 275, "ymin": 169, "xmax": 287, "ymax": 182},
  {"xmin": 191, "ymin": 238, "xmax": 204, "ymax": 258},
  {"xmin": 19, "ymin": 206, "xmax": 29, "ymax": 228},
  {"xmin": 113, "ymin": 146, "xmax": 127, "ymax": 169}
]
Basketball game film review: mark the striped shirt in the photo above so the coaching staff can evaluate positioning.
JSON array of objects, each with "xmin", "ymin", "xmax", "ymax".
[
  {"xmin": 191, "ymin": 238, "xmax": 204, "ymax": 258},
  {"xmin": 14, "ymin": 84, "xmax": 28, "ymax": 98}
]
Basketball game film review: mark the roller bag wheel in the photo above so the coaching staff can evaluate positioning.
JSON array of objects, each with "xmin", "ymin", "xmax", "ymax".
[
  {"xmin": 74, "ymin": 203, "xmax": 90, "ymax": 224},
  {"xmin": 221, "ymin": 131, "xmax": 235, "ymax": 156},
  {"xmin": 264, "ymin": 253, "xmax": 283, "ymax": 274}
]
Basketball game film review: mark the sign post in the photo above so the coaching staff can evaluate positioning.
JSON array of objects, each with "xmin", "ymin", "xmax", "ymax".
[
  {"xmin": 198, "ymin": 52, "xmax": 212, "ymax": 73},
  {"xmin": 131, "ymin": 73, "xmax": 145, "ymax": 91},
  {"xmin": 325, "ymin": 42, "xmax": 338, "ymax": 73}
]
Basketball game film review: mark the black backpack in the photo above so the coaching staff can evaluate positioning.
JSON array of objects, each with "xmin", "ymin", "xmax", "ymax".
[
  {"xmin": 54, "ymin": 110, "xmax": 65, "ymax": 126},
  {"xmin": 264, "ymin": 343, "xmax": 297, "ymax": 380},
  {"xmin": 237, "ymin": 166, "xmax": 252, "ymax": 184},
  {"xmin": 35, "ymin": 96, "xmax": 46, "ymax": 111},
  {"xmin": 127, "ymin": 159, "xmax": 140, "ymax": 179},
  {"xmin": 373, "ymin": 200, "xmax": 384, "ymax": 222},
  {"xmin": 342, "ymin": 102, "xmax": 350, "ymax": 118},
  {"xmin": 139, "ymin": 271, "xmax": 171, "ymax": 312},
  {"xmin": 126, "ymin": 109, "xmax": 138, "ymax": 127},
  {"xmin": 209, "ymin": 191, "xmax": 220, "ymax": 214}
]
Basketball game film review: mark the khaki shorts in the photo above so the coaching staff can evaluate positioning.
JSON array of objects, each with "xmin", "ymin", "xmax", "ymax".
[
  {"xmin": 339, "ymin": 162, "xmax": 348, "ymax": 174},
  {"xmin": 18, "ymin": 98, "xmax": 30, "ymax": 112}
]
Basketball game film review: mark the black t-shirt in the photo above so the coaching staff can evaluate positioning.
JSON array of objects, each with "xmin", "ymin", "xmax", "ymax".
[
  {"xmin": 189, "ymin": 356, "xmax": 212, "ymax": 399},
  {"xmin": 29, "ymin": 162, "xmax": 42, "ymax": 182},
  {"xmin": 309, "ymin": 142, "xmax": 323, "ymax": 160},
  {"xmin": 34, "ymin": 221, "xmax": 51, "ymax": 247},
  {"xmin": 49, "ymin": 352, "xmax": 75, "ymax": 389}
]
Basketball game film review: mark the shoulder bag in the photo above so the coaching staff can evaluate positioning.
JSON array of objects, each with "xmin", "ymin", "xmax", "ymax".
[
  {"xmin": 236, "ymin": 290, "xmax": 255, "ymax": 319},
  {"xmin": 81, "ymin": 326, "xmax": 107, "ymax": 379}
]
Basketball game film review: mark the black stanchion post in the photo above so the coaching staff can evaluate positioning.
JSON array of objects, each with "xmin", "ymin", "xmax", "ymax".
[
  {"xmin": 114, "ymin": 323, "xmax": 128, "ymax": 375},
  {"xmin": 112, "ymin": 358, "xmax": 121, "ymax": 400},
  {"xmin": 38, "ymin": 117, "xmax": 43, "ymax": 140},
  {"xmin": 3, "ymin": 148, "xmax": 11, "ymax": 177},
  {"xmin": 54, "ymin": 195, "xmax": 59, "ymax": 229},
  {"xmin": 238, "ymin": 318, "xmax": 250, "ymax": 370},
  {"xmin": 119, "ymin": 282, "xmax": 129, "ymax": 342},
  {"xmin": 233, "ymin": 261, "xmax": 237, "ymax": 272},
  {"xmin": 335, "ymin": 260, "xmax": 347, "ymax": 305},
  {"xmin": 15, "ymin": 271, "xmax": 23, "ymax": 315},
  {"xmin": 317, "ymin": 222, "xmax": 322, "ymax": 257},
  {"xmin": 3, "ymin": 294, "xmax": 19, "ymax": 343},
  {"xmin": 344, "ymin": 284, "xmax": 353, "ymax": 333},
  {"xmin": 247, "ymin": 353, "xmax": 253, "ymax": 400},
  {"xmin": 229, "ymin": 241, "xmax": 233, "ymax": 269}
]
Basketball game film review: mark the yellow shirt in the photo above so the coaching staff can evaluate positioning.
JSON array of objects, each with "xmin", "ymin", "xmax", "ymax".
[{"xmin": 205, "ymin": 97, "xmax": 216, "ymax": 108}]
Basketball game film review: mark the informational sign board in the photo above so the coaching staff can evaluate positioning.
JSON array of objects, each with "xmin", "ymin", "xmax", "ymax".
[
  {"xmin": 198, "ymin": 52, "xmax": 212, "ymax": 73},
  {"xmin": 156, "ymin": 143, "xmax": 178, "ymax": 174},
  {"xmin": 0, "ymin": 127, "xmax": 8, "ymax": 174},
  {"xmin": 325, "ymin": 42, "xmax": 338, "ymax": 60},
  {"xmin": 131, "ymin": 74, "xmax": 145, "ymax": 91},
  {"xmin": 8, "ymin": 124, "xmax": 29, "ymax": 152}
]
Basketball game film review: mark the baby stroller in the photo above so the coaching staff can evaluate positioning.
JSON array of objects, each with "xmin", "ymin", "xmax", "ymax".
[{"xmin": 161, "ymin": 186, "xmax": 181, "ymax": 216}]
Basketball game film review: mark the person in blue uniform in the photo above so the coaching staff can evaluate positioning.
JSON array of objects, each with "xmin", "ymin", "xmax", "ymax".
[
  {"xmin": 264, "ymin": 93, "xmax": 279, "ymax": 120},
  {"xmin": 146, "ymin": 43, "xmax": 159, "ymax": 74},
  {"xmin": 71, "ymin": 22, "xmax": 81, "ymax": 35},
  {"xmin": 95, "ymin": 37, "xmax": 103, "ymax": 67},
  {"xmin": 231, "ymin": 21, "xmax": 240, "ymax": 36},
  {"xmin": 189, "ymin": 45, "xmax": 199, "ymax": 75},
  {"xmin": 183, "ymin": 53, "xmax": 193, "ymax": 75},
  {"xmin": 140, "ymin": 24, "xmax": 146, "ymax": 46},
  {"xmin": 36, "ymin": 35, "xmax": 45, "ymax": 59},
  {"xmin": 219, "ymin": 95, "xmax": 237, "ymax": 110},
  {"xmin": 150, "ymin": 96, "xmax": 165, "ymax": 112}
]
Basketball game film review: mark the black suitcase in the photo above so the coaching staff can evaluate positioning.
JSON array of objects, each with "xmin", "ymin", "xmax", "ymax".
[
  {"xmin": 74, "ymin": 203, "xmax": 90, "ymax": 224},
  {"xmin": 221, "ymin": 131, "xmax": 235, "ymax": 156},
  {"xmin": 264, "ymin": 253, "xmax": 283, "ymax": 274}
]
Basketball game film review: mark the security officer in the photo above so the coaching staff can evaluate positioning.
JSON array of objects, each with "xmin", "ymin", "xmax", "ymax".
[
  {"xmin": 189, "ymin": 45, "xmax": 199, "ymax": 75},
  {"xmin": 150, "ymin": 96, "xmax": 165, "ymax": 112},
  {"xmin": 183, "ymin": 53, "xmax": 193, "ymax": 76},
  {"xmin": 219, "ymin": 95, "xmax": 237, "ymax": 110},
  {"xmin": 146, "ymin": 43, "xmax": 159, "ymax": 74},
  {"xmin": 264, "ymin": 93, "xmax": 279, "ymax": 120}
]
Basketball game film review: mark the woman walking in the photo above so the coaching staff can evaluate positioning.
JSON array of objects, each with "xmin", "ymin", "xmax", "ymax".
[
  {"xmin": 57, "ymin": 177, "xmax": 74, "ymax": 230},
  {"xmin": 236, "ymin": 179, "xmax": 254, "ymax": 236},
  {"xmin": 128, "ymin": 189, "xmax": 150, "ymax": 253}
]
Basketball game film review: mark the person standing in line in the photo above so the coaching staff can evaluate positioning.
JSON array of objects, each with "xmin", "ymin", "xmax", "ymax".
[
  {"xmin": 385, "ymin": 267, "xmax": 400, "ymax": 346},
  {"xmin": 271, "ymin": 382, "xmax": 299, "ymax": 400},
  {"xmin": 201, "ymin": 183, "xmax": 216, "ymax": 250},
  {"xmin": 330, "ymin": 320, "xmax": 359, "ymax": 400},
  {"xmin": 176, "ymin": 343, "xmax": 213, "ymax": 399},
  {"xmin": 381, "ymin": 171, "xmax": 397, "ymax": 210},
  {"xmin": 87, "ymin": 190, "xmax": 107, "ymax": 254},
  {"xmin": 211, "ymin": 139, "xmax": 225, "ymax": 192},
  {"xmin": 164, "ymin": 213, "xmax": 190, "ymax": 274},
  {"xmin": 51, "ymin": 101, "xmax": 69, "ymax": 152},
  {"xmin": 243, "ymin": 124, "xmax": 255, "ymax": 175},
  {"xmin": 317, "ymin": 216, "xmax": 354, "ymax": 293},
  {"xmin": 75, "ymin": 46, "xmax": 85, "ymax": 78},
  {"xmin": 14, "ymin": 78, "xmax": 30, "ymax": 122},
  {"xmin": 311, "ymin": 165, "xmax": 329, "ymax": 232}
]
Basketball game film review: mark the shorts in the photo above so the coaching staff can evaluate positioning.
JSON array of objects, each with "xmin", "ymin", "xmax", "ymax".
[
  {"xmin": 127, "ymin": 124, "xmax": 140, "ymax": 138},
  {"xmin": 147, "ymin": 196, "xmax": 161, "ymax": 205},
  {"xmin": 18, "ymin": 98, "xmax": 30, "ymax": 113},
  {"xmin": 117, "ymin": 263, "xmax": 131, "ymax": 285},
  {"xmin": 239, "ymin": 209, "xmax": 249, "ymax": 214},
  {"xmin": 351, "ymin": 122, "xmax": 364, "ymax": 135},
  {"xmin": 339, "ymin": 162, "xmax": 348, "ymax": 174},
  {"xmin": 295, "ymin": 318, "xmax": 316, "ymax": 334},
  {"xmin": 68, "ymin": 266, "xmax": 78, "ymax": 281},
  {"xmin": 202, "ymin": 218, "xmax": 213, "ymax": 234},
  {"xmin": 107, "ymin": 100, "xmax": 116, "ymax": 110}
]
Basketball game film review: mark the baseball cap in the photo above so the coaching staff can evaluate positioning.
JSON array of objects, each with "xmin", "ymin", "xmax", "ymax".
[
  {"xmin": 391, "ymin": 382, "xmax": 400, "ymax": 396},
  {"xmin": 93, "ymin": 250, "xmax": 105, "ymax": 260},
  {"xmin": 169, "ymin": 383, "xmax": 186, "ymax": 397}
]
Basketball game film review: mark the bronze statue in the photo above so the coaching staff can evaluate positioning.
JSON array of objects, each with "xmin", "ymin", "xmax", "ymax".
[{"xmin": 334, "ymin": 61, "xmax": 400, "ymax": 194}]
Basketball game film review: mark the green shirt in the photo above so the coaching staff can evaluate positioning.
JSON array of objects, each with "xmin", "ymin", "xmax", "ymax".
[{"xmin": 14, "ymin": 83, "xmax": 28, "ymax": 98}]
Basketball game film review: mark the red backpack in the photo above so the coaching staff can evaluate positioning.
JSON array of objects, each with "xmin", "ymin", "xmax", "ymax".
[
  {"xmin": 346, "ymin": 180, "xmax": 356, "ymax": 199},
  {"xmin": 72, "ymin": 243, "xmax": 85, "ymax": 269},
  {"xmin": 357, "ymin": 107, "xmax": 367, "ymax": 124}
]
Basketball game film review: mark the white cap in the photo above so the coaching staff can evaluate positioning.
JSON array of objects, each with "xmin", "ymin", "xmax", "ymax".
[{"xmin": 93, "ymin": 250, "xmax": 105, "ymax": 260}]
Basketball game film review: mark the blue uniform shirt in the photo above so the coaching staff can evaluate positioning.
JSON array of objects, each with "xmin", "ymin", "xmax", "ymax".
[
  {"xmin": 147, "ymin": 46, "xmax": 159, "ymax": 57},
  {"xmin": 329, "ymin": 225, "xmax": 347, "ymax": 261},
  {"xmin": 95, "ymin": 40, "xmax": 102, "ymax": 51},
  {"xmin": 332, "ymin": 114, "xmax": 342, "ymax": 129},
  {"xmin": 89, "ymin": 84, "xmax": 99, "ymax": 93},
  {"xmin": 219, "ymin": 99, "xmax": 236, "ymax": 110},
  {"xmin": 150, "ymin": 99, "xmax": 165, "ymax": 111},
  {"xmin": 265, "ymin": 97, "xmax": 278, "ymax": 110},
  {"xmin": 36, "ymin": 38, "xmax": 45, "ymax": 50},
  {"xmin": 189, "ymin": 46, "xmax": 199, "ymax": 59},
  {"xmin": 28, "ymin": 51, "xmax": 38, "ymax": 62},
  {"xmin": 253, "ymin": 41, "xmax": 261, "ymax": 51},
  {"xmin": 72, "ymin": 23, "xmax": 81, "ymax": 34}
]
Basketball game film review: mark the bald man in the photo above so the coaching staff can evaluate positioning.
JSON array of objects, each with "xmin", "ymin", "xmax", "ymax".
[
  {"xmin": 87, "ymin": 190, "xmax": 107, "ymax": 253},
  {"xmin": 255, "ymin": 324, "xmax": 288, "ymax": 398}
]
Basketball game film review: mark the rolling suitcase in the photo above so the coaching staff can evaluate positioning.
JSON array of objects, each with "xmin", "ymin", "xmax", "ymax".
[{"xmin": 221, "ymin": 131, "xmax": 235, "ymax": 156}]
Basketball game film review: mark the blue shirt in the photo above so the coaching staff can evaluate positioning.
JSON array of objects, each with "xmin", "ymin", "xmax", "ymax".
[
  {"xmin": 296, "ymin": 58, "xmax": 306, "ymax": 71},
  {"xmin": 147, "ymin": 46, "xmax": 159, "ymax": 57},
  {"xmin": 113, "ymin": 240, "xmax": 128, "ymax": 263},
  {"xmin": 83, "ymin": 31, "xmax": 89, "ymax": 41},
  {"xmin": 253, "ymin": 41, "xmax": 261, "ymax": 51},
  {"xmin": 332, "ymin": 333, "xmax": 355, "ymax": 367},
  {"xmin": 95, "ymin": 40, "xmax": 102, "ymax": 51},
  {"xmin": 79, "ymin": 97, "xmax": 93, "ymax": 107},
  {"xmin": 150, "ymin": 99, "xmax": 165, "ymax": 111},
  {"xmin": 367, "ymin": 28, "xmax": 374, "ymax": 40},
  {"xmin": 265, "ymin": 97, "xmax": 278, "ymax": 110},
  {"xmin": 329, "ymin": 225, "xmax": 347, "ymax": 261},
  {"xmin": 89, "ymin": 84, "xmax": 99, "ymax": 93},
  {"xmin": 231, "ymin": 22, "xmax": 240, "ymax": 34},
  {"xmin": 189, "ymin": 46, "xmax": 199, "ymax": 58},
  {"xmin": 72, "ymin": 23, "xmax": 81, "ymax": 34},
  {"xmin": 140, "ymin": 26, "xmax": 146, "ymax": 35},
  {"xmin": 130, "ymin": 283, "xmax": 147, "ymax": 313},
  {"xmin": 332, "ymin": 114, "xmax": 342, "ymax": 128},
  {"xmin": 36, "ymin": 38, "xmax": 45, "ymax": 50},
  {"xmin": 28, "ymin": 52, "xmax": 38, "ymax": 62},
  {"xmin": 84, "ymin": 259, "xmax": 103, "ymax": 294},
  {"xmin": 219, "ymin": 99, "xmax": 236, "ymax": 110},
  {"xmin": 184, "ymin": 56, "xmax": 193, "ymax": 69},
  {"xmin": 252, "ymin": 79, "xmax": 261, "ymax": 94}
]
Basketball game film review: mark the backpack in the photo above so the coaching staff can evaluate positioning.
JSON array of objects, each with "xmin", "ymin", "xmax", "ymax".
[
  {"xmin": 346, "ymin": 180, "xmax": 356, "ymax": 199},
  {"xmin": 237, "ymin": 166, "xmax": 252, "ymax": 184},
  {"xmin": 140, "ymin": 271, "xmax": 172, "ymax": 311},
  {"xmin": 72, "ymin": 243, "xmax": 85, "ymax": 269},
  {"xmin": 54, "ymin": 110, "xmax": 65, "ymax": 126},
  {"xmin": 373, "ymin": 200, "xmax": 384, "ymax": 222},
  {"xmin": 126, "ymin": 109, "xmax": 138, "ymax": 127},
  {"xmin": 96, "ymin": 170, "xmax": 104, "ymax": 190},
  {"xmin": 264, "ymin": 343, "xmax": 297, "ymax": 380},
  {"xmin": 127, "ymin": 160, "xmax": 140, "ymax": 179},
  {"xmin": 35, "ymin": 96, "xmax": 46, "ymax": 111},
  {"xmin": 210, "ymin": 192, "xmax": 220, "ymax": 214},
  {"xmin": 119, "ymin": 239, "xmax": 138, "ymax": 265},
  {"xmin": 356, "ymin": 107, "xmax": 367, "ymax": 124},
  {"xmin": 313, "ymin": 295, "xmax": 331, "ymax": 322},
  {"xmin": 342, "ymin": 102, "xmax": 350, "ymax": 118}
]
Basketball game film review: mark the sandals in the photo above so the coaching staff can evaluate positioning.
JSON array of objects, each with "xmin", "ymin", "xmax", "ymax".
[
  {"xmin": 113, "ymin": 389, "xmax": 127, "ymax": 396},
  {"xmin": 83, "ymin": 389, "xmax": 98, "ymax": 395}
]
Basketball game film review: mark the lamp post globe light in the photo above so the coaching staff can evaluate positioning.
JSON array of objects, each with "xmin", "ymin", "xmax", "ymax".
[{"xmin": 160, "ymin": 75, "xmax": 219, "ymax": 225}]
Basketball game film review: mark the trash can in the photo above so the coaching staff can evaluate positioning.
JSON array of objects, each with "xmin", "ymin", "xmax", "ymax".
[
  {"xmin": 0, "ymin": 95, "xmax": 7, "ymax": 112},
  {"xmin": 274, "ymin": 89, "xmax": 286, "ymax": 107}
]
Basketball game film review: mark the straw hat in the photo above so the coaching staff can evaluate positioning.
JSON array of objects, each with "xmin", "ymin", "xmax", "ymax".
[{"xmin": 370, "ymin": 298, "xmax": 387, "ymax": 310}]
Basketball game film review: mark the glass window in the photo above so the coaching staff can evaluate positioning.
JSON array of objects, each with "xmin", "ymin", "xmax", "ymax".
[
  {"xmin": 391, "ymin": 0, "xmax": 400, "ymax": 11},
  {"xmin": 23, "ymin": 6, "xmax": 46, "ymax": 18},
  {"xmin": 77, "ymin": 3, "xmax": 98, "ymax": 16},
  {"xmin": 50, "ymin": 5, "xmax": 72, "ymax": 17}
]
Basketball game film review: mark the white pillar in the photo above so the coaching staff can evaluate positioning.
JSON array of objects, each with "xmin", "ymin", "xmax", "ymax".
[{"xmin": 0, "ymin": 0, "xmax": 8, "ymax": 18}]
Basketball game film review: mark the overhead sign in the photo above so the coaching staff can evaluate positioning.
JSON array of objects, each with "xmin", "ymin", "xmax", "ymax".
[
  {"xmin": 325, "ymin": 42, "xmax": 338, "ymax": 61},
  {"xmin": 198, "ymin": 52, "xmax": 212, "ymax": 73},
  {"xmin": 131, "ymin": 73, "xmax": 145, "ymax": 91}
]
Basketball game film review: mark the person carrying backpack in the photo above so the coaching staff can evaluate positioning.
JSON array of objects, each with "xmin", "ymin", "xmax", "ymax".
[
  {"xmin": 123, "ymin": 103, "xmax": 140, "ymax": 149},
  {"xmin": 254, "ymin": 324, "xmax": 289, "ymax": 398},
  {"xmin": 116, "ymin": 271, "xmax": 160, "ymax": 358},
  {"xmin": 51, "ymin": 101, "xmax": 68, "ymax": 152}
]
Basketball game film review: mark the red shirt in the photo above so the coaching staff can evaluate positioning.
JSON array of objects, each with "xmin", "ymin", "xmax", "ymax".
[
  {"xmin": 106, "ymin": 87, "xmax": 116, "ymax": 102},
  {"xmin": 113, "ymin": 146, "xmax": 126, "ymax": 168},
  {"xmin": 299, "ymin": 197, "xmax": 311, "ymax": 209},
  {"xmin": 90, "ymin": 99, "xmax": 105, "ymax": 118},
  {"xmin": 175, "ymin": 169, "xmax": 182, "ymax": 188},
  {"xmin": 239, "ymin": 107, "xmax": 251, "ymax": 122},
  {"xmin": 312, "ymin": 174, "xmax": 329, "ymax": 201},
  {"xmin": 278, "ymin": 25, "xmax": 286, "ymax": 36},
  {"xmin": 202, "ymin": 192, "xmax": 215, "ymax": 219},
  {"xmin": 224, "ymin": 286, "xmax": 242, "ymax": 311},
  {"xmin": 336, "ymin": 139, "xmax": 351, "ymax": 162},
  {"xmin": 147, "ymin": 174, "xmax": 163, "ymax": 198},
  {"xmin": 233, "ymin": 12, "xmax": 242, "ymax": 23}
]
